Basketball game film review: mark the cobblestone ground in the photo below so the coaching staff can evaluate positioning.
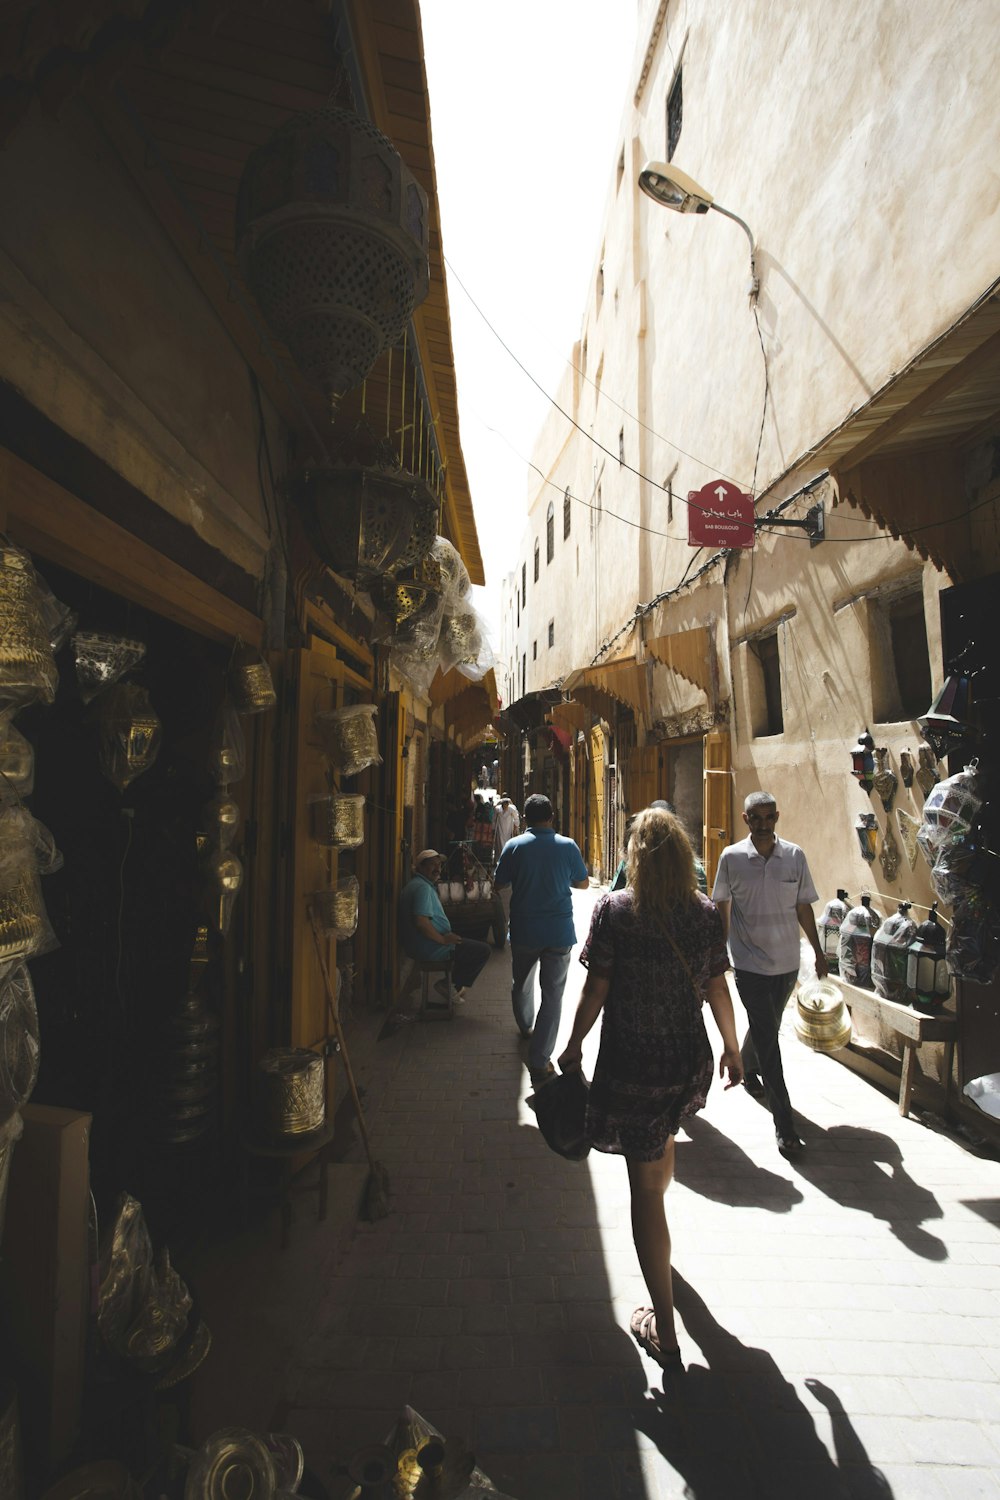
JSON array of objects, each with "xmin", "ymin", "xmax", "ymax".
[{"xmin": 198, "ymin": 889, "xmax": 1000, "ymax": 1499}]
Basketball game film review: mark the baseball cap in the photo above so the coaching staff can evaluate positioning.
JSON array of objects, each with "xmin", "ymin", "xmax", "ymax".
[{"xmin": 416, "ymin": 849, "xmax": 444, "ymax": 865}]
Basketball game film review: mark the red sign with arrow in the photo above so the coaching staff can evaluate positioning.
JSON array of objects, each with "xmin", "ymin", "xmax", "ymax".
[{"xmin": 687, "ymin": 480, "xmax": 755, "ymax": 548}]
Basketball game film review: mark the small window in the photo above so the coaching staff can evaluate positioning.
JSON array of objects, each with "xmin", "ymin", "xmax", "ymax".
[
  {"xmin": 522, "ymin": 561, "xmax": 526, "ymax": 599},
  {"xmin": 533, "ymin": 640, "xmax": 538, "ymax": 661},
  {"xmin": 516, "ymin": 594, "xmax": 520, "ymax": 627},
  {"xmin": 521, "ymin": 656, "xmax": 526, "ymax": 696},
  {"xmin": 563, "ymin": 486, "xmax": 572, "ymax": 539},
  {"xmin": 619, "ymin": 427, "xmax": 625, "ymax": 466},
  {"xmin": 870, "ymin": 587, "xmax": 932, "ymax": 721},
  {"xmin": 616, "ymin": 147, "xmax": 625, "ymax": 192},
  {"xmin": 749, "ymin": 630, "xmax": 783, "ymax": 737},
  {"xmin": 533, "ymin": 540, "xmax": 540, "ymax": 582},
  {"xmin": 597, "ymin": 260, "xmax": 604, "ymax": 303},
  {"xmin": 548, "ymin": 620, "xmax": 555, "ymax": 649},
  {"xmin": 667, "ymin": 67, "xmax": 683, "ymax": 161},
  {"xmin": 546, "ymin": 501, "xmax": 554, "ymax": 563}
]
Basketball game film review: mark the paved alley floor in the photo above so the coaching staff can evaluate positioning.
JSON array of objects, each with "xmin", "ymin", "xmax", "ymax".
[{"xmin": 202, "ymin": 889, "xmax": 1000, "ymax": 1499}]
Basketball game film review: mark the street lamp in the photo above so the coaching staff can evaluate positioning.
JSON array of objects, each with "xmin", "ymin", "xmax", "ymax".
[{"xmin": 638, "ymin": 161, "xmax": 759, "ymax": 300}]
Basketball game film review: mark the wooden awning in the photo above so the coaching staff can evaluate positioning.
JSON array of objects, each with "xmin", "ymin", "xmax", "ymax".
[
  {"xmin": 811, "ymin": 283, "xmax": 1000, "ymax": 577},
  {"xmin": 562, "ymin": 659, "xmax": 650, "ymax": 724},
  {"xmin": 7, "ymin": 0, "xmax": 484, "ymax": 584},
  {"xmin": 642, "ymin": 625, "xmax": 713, "ymax": 698},
  {"xmin": 442, "ymin": 669, "xmax": 498, "ymax": 745}
]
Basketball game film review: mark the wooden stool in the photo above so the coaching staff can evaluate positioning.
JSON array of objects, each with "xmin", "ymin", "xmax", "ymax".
[
  {"xmin": 414, "ymin": 958, "xmax": 455, "ymax": 1021},
  {"xmin": 239, "ymin": 1119, "xmax": 336, "ymax": 1248}
]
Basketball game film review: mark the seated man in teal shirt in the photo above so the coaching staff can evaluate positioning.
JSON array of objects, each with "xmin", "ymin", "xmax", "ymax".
[{"xmin": 399, "ymin": 849, "xmax": 492, "ymax": 1002}]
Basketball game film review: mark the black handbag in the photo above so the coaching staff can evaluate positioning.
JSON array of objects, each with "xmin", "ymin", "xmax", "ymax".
[{"xmin": 527, "ymin": 1069, "xmax": 591, "ymax": 1161}]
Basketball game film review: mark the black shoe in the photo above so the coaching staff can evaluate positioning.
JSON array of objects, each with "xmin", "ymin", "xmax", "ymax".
[
  {"xmin": 776, "ymin": 1132, "xmax": 804, "ymax": 1158},
  {"xmin": 743, "ymin": 1074, "xmax": 765, "ymax": 1099}
]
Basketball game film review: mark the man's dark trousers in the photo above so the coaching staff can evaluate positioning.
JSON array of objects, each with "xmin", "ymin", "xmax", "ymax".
[{"xmin": 734, "ymin": 968, "xmax": 798, "ymax": 1136}]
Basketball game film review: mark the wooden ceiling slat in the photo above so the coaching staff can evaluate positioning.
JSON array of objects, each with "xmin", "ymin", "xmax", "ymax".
[
  {"xmin": 168, "ymin": 31, "xmax": 340, "ymax": 97},
  {"xmin": 155, "ymin": 52, "xmax": 331, "ymax": 115},
  {"xmin": 129, "ymin": 72, "xmax": 295, "ymax": 133}
]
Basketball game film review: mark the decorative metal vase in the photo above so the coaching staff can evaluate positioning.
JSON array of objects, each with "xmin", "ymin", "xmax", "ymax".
[
  {"xmin": 872, "ymin": 747, "xmax": 897, "ymax": 813},
  {"xmin": 257, "ymin": 1048, "xmax": 325, "ymax": 1139},
  {"xmin": 0, "ymin": 547, "xmax": 58, "ymax": 708},
  {"xmin": 309, "ymin": 792, "xmax": 365, "ymax": 848},
  {"xmin": 291, "ymin": 464, "xmax": 438, "ymax": 584},
  {"xmin": 230, "ymin": 646, "xmax": 277, "ymax": 715},
  {"xmin": 235, "ymin": 103, "xmax": 429, "ymax": 408}
]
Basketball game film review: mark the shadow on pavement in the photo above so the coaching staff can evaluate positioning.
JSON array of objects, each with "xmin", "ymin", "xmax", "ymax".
[
  {"xmin": 632, "ymin": 1272, "xmax": 894, "ymax": 1500},
  {"xmin": 677, "ymin": 1115, "xmax": 805, "ymax": 1212},
  {"xmin": 791, "ymin": 1123, "xmax": 947, "ymax": 1261}
]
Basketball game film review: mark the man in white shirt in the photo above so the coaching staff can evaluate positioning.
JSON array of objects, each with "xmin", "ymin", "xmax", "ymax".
[
  {"xmin": 711, "ymin": 791, "xmax": 827, "ymax": 1157},
  {"xmin": 493, "ymin": 794, "xmax": 520, "ymax": 858}
]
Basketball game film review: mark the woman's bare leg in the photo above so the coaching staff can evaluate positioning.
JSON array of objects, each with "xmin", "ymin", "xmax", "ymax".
[{"xmin": 626, "ymin": 1141, "xmax": 678, "ymax": 1352}]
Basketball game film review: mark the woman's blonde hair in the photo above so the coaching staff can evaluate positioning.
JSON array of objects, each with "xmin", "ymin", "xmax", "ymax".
[{"xmin": 626, "ymin": 807, "xmax": 698, "ymax": 924}]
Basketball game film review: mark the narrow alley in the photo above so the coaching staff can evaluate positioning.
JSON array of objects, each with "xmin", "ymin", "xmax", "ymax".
[{"xmin": 190, "ymin": 888, "xmax": 1000, "ymax": 1500}]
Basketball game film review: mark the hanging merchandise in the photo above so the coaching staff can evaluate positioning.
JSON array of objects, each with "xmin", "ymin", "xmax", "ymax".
[
  {"xmin": 905, "ymin": 903, "xmax": 951, "ymax": 1010},
  {"xmin": 184, "ymin": 1427, "xmax": 278, "ymax": 1500},
  {"xmin": 315, "ymin": 703, "xmax": 381, "ymax": 777},
  {"xmin": 97, "ymin": 683, "xmax": 162, "ymax": 791},
  {"xmin": 310, "ymin": 875, "xmax": 360, "ymax": 939},
  {"xmin": 0, "ymin": 1110, "xmax": 22, "ymax": 1243},
  {"xmin": 872, "ymin": 747, "xmax": 898, "ymax": 813},
  {"xmin": 915, "ymin": 744, "xmax": 940, "ymax": 799},
  {"xmin": 256, "ymin": 1048, "xmax": 325, "ymax": 1140},
  {"xmin": 308, "ymin": 792, "xmax": 365, "ymax": 849},
  {"xmin": 838, "ymin": 894, "xmax": 880, "ymax": 989},
  {"xmin": 872, "ymin": 903, "xmax": 917, "ymax": 1004},
  {"xmin": 33, "ymin": 568, "xmax": 76, "ymax": 654},
  {"xmin": 291, "ymin": 462, "xmax": 438, "ymax": 583},
  {"xmin": 97, "ymin": 1194, "xmax": 203, "ymax": 1376},
  {"xmin": 817, "ymin": 889, "xmax": 850, "ymax": 973},
  {"xmin": 0, "ymin": 546, "xmax": 59, "ymax": 708},
  {"xmin": 230, "ymin": 643, "xmax": 277, "ymax": 716},
  {"xmin": 916, "ymin": 762, "xmax": 982, "ymax": 869},
  {"xmin": 433, "ymin": 536, "xmax": 474, "ymax": 610},
  {"xmin": 855, "ymin": 812, "xmax": 878, "ymax": 863},
  {"xmin": 372, "ymin": 551, "xmax": 444, "ymax": 633},
  {"xmin": 72, "ymin": 631, "xmax": 146, "ymax": 703},
  {"xmin": 878, "ymin": 822, "xmax": 901, "ymax": 883},
  {"xmin": 208, "ymin": 699, "xmax": 246, "ymax": 787},
  {"xmin": 899, "ymin": 751, "xmax": 915, "ymax": 788},
  {"xmin": 896, "ymin": 808, "xmax": 921, "ymax": 870},
  {"xmin": 947, "ymin": 888, "xmax": 1000, "ymax": 986},
  {"xmin": 204, "ymin": 793, "xmax": 242, "ymax": 853},
  {"xmin": 920, "ymin": 667, "xmax": 976, "ymax": 762},
  {"xmin": 208, "ymin": 851, "xmax": 243, "ymax": 938},
  {"xmin": 0, "ymin": 962, "xmax": 39, "ymax": 1124},
  {"xmin": 794, "ymin": 978, "xmax": 852, "ymax": 1052},
  {"xmin": 0, "ymin": 805, "xmax": 61, "ymax": 962},
  {"xmin": 160, "ymin": 978, "xmax": 220, "ymax": 1146},
  {"xmin": 0, "ymin": 715, "xmax": 33, "ymax": 801},
  {"xmin": 849, "ymin": 729, "xmax": 875, "ymax": 793}
]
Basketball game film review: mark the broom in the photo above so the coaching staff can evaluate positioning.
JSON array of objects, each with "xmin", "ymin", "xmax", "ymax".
[{"xmin": 308, "ymin": 904, "xmax": 390, "ymax": 1221}]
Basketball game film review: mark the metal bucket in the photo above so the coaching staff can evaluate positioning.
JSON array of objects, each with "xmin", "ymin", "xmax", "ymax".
[{"xmin": 257, "ymin": 1049, "xmax": 325, "ymax": 1139}]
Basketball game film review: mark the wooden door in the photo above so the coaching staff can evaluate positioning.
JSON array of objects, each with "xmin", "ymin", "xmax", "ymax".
[
  {"xmin": 703, "ymin": 728, "xmax": 732, "ymax": 892},
  {"xmin": 626, "ymin": 744, "xmax": 662, "ymax": 818},
  {"xmin": 588, "ymin": 726, "xmax": 605, "ymax": 879}
]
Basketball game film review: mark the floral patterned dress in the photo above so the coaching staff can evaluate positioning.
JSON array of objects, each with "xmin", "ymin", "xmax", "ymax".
[{"xmin": 579, "ymin": 889, "xmax": 729, "ymax": 1160}]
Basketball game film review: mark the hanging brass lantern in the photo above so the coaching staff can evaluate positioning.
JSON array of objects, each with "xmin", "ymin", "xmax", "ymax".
[
  {"xmin": 235, "ymin": 104, "xmax": 429, "ymax": 408},
  {"xmin": 372, "ymin": 552, "xmax": 444, "ymax": 631},
  {"xmin": 230, "ymin": 644, "xmax": 277, "ymax": 716},
  {"xmin": 97, "ymin": 684, "xmax": 162, "ymax": 791},
  {"xmin": 291, "ymin": 463, "xmax": 438, "ymax": 584},
  {"xmin": 0, "ymin": 547, "xmax": 58, "ymax": 708}
]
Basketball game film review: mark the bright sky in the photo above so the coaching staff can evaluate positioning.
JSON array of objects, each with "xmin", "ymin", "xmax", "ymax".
[{"xmin": 420, "ymin": 2, "xmax": 639, "ymax": 638}]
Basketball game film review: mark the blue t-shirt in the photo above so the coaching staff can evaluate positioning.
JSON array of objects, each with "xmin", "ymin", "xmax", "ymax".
[
  {"xmin": 399, "ymin": 873, "xmax": 451, "ymax": 960},
  {"xmin": 494, "ymin": 826, "xmax": 588, "ymax": 949}
]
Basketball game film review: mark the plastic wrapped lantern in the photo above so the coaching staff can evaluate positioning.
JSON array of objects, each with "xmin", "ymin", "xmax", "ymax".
[
  {"xmin": 209, "ymin": 851, "xmax": 244, "ymax": 937},
  {"xmin": 916, "ymin": 763, "xmax": 982, "ymax": 869},
  {"xmin": 97, "ymin": 684, "xmax": 162, "ymax": 791},
  {"xmin": 204, "ymin": 793, "xmax": 242, "ymax": 852},
  {"xmin": 906, "ymin": 903, "xmax": 950, "ymax": 1010},
  {"xmin": 0, "ymin": 546, "xmax": 59, "ymax": 708},
  {"xmin": 855, "ymin": 812, "xmax": 878, "ymax": 863},
  {"xmin": 73, "ymin": 632, "xmax": 146, "ymax": 703},
  {"xmin": 872, "ymin": 902, "xmax": 917, "ymax": 1004},
  {"xmin": 0, "ymin": 716, "xmax": 33, "ymax": 801},
  {"xmin": 230, "ymin": 644, "xmax": 277, "ymax": 715},
  {"xmin": 838, "ymin": 894, "xmax": 880, "ymax": 989},
  {"xmin": 209, "ymin": 700, "xmax": 246, "ymax": 787},
  {"xmin": 314, "ymin": 704, "xmax": 381, "ymax": 776},
  {"xmin": 817, "ymin": 889, "xmax": 850, "ymax": 973}
]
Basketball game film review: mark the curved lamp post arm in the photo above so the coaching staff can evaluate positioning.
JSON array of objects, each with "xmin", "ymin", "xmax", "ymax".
[{"xmin": 709, "ymin": 203, "xmax": 759, "ymax": 302}]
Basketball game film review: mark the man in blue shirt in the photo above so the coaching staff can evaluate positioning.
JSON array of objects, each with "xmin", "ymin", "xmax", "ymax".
[
  {"xmin": 399, "ymin": 850, "xmax": 492, "ymax": 1001},
  {"xmin": 494, "ymin": 794, "xmax": 590, "ymax": 1087}
]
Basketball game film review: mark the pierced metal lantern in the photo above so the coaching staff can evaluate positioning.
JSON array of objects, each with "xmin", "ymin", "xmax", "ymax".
[
  {"xmin": 372, "ymin": 552, "xmax": 443, "ymax": 631},
  {"xmin": 906, "ymin": 903, "xmax": 951, "ymax": 1010},
  {"xmin": 230, "ymin": 645, "xmax": 276, "ymax": 715},
  {"xmin": 850, "ymin": 729, "xmax": 875, "ymax": 793},
  {"xmin": 292, "ymin": 464, "xmax": 437, "ymax": 584},
  {"xmin": 235, "ymin": 104, "xmax": 429, "ymax": 407}
]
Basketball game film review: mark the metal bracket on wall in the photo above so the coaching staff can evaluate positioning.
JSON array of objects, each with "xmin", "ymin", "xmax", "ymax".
[{"xmin": 756, "ymin": 501, "xmax": 825, "ymax": 546}]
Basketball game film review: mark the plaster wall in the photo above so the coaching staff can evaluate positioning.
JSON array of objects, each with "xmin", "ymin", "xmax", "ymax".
[{"xmin": 0, "ymin": 103, "xmax": 272, "ymax": 581}]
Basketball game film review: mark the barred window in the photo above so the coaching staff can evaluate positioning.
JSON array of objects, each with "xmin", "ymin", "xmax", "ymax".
[
  {"xmin": 563, "ymin": 487, "xmax": 572, "ymax": 539},
  {"xmin": 546, "ymin": 502, "xmax": 554, "ymax": 563}
]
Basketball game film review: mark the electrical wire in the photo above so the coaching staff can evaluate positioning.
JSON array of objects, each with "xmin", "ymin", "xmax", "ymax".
[{"xmin": 115, "ymin": 812, "xmax": 133, "ymax": 1017}]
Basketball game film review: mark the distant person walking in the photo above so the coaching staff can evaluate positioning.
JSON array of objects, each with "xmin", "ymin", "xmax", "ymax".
[
  {"xmin": 559, "ymin": 806, "xmax": 743, "ymax": 1371},
  {"xmin": 711, "ymin": 791, "xmax": 827, "ymax": 1157},
  {"xmin": 492, "ymin": 794, "xmax": 520, "ymax": 858},
  {"xmin": 494, "ymin": 793, "xmax": 589, "ymax": 1088},
  {"xmin": 611, "ymin": 800, "xmax": 707, "ymax": 894}
]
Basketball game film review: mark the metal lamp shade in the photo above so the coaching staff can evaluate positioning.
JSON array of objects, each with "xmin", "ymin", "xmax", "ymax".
[
  {"xmin": 920, "ymin": 672, "xmax": 974, "ymax": 760},
  {"xmin": 906, "ymin": 911, "xmax": 951, "ymax": 1008},
  {"xmin": 372, "ymin": 552, "xmax": 444, "ymax": 630},
  {"xmin": 292, "ymin": 464, "xmax": 438, "ymax": 584},
  {"xmin": 236, "ymin": 104, "xmax": 429, "ymax": 406}
]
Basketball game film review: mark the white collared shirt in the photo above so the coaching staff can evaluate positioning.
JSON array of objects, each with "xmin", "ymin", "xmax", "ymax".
[{"xmin": 711, "ymin": 835, "xmax": 818, "ymax": 975}]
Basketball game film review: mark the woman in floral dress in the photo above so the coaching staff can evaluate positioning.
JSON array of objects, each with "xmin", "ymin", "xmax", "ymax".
[{"xmin": 559, "ymin": 806, "xmax": 743, "ymax": 1370}]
